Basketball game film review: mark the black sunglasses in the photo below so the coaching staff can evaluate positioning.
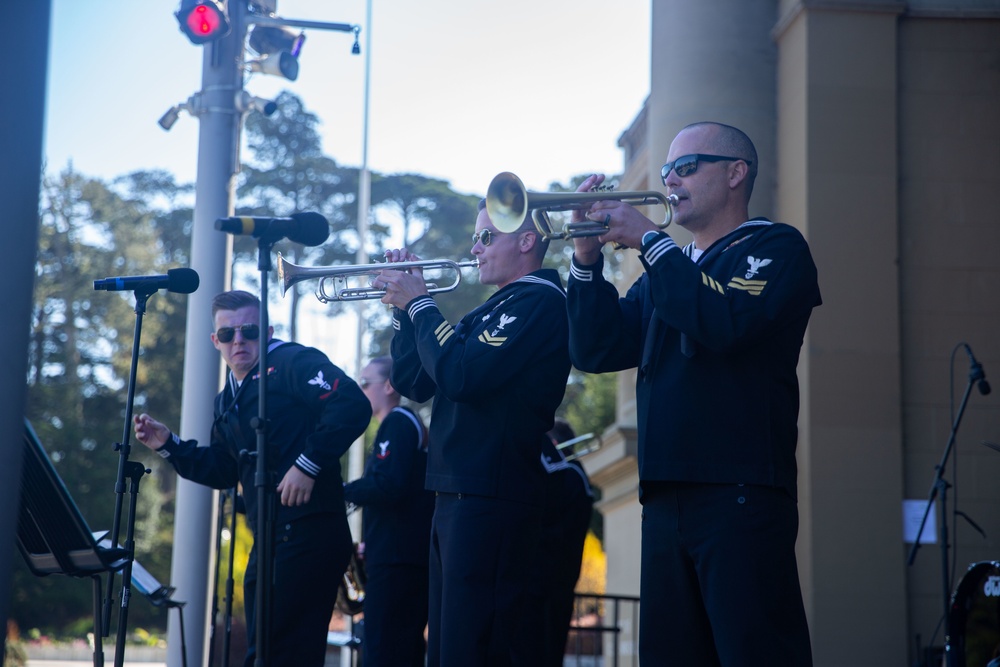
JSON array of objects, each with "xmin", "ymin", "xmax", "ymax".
[
  {"xmin": 660, "ymin": 154, "xmax": 750, "ymax": 184},
  {"xmin": 215, "ymin": 323, "xmax": 260, "ymax": 343},
  {"xmin": 472, "ymin": 229, "xmax": 494, "ymax": 247}
]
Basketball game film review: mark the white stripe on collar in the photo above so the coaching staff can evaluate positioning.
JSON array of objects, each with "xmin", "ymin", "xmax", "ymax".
[{"xmin": 512, "ymin": 274, "xmax": 565, "ymax": 297}]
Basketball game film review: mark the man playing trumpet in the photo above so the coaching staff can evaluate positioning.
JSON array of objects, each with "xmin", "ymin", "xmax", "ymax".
[
  {"xmin": 566, "ymin": 121, "xmax": 819, "ymax": 665},
  {"xmin": 373, "ymin": 198, "xmax": 571, "ymax": 667}
]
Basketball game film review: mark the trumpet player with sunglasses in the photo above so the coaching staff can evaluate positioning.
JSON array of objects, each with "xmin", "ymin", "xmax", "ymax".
[
  {"xmin": 374, "ymin": 198, "xmax": 571, "ymax": 667},
  {"xmin": 566, "ymin": 122, "xmax": 820, "ymax": 666},
  {"xmin": 133, "ymin": 290, "xmax": 371, "ymax": 667}
]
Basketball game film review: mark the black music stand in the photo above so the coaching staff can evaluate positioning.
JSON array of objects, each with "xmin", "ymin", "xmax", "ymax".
[{"xmin": 16, "ymin": 418, "xmax": 129, "ymax": 667}]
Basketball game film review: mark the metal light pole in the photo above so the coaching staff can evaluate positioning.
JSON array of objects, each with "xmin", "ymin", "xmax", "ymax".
[
  {"xmin": 344, "ymin": 3, "xmax": 374, "ymax": 665},
  {"xmin": 349, "ymin": 0, "xmax": 374, "ymax": 537},
  {"xmin": 169, "ymin": 2, "xmax": 247, "ymax": 665},
  {"xmin": 166, "ymin": 3, "xmax": 363, "ymax": 665}
]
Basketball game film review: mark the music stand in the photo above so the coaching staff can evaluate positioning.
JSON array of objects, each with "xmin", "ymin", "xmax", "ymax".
[
  {"xmin": 93, "ymin": 535, "xmax": 189, "ymax": 667},
  {"xmin": 16, "ymin": 418, "xmax": 129, "ymax": 667}
]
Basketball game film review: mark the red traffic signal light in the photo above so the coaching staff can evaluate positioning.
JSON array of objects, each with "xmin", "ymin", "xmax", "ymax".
[{"xmin": 175, "ymin": 0, "xmax": 231, "ymax": 45}]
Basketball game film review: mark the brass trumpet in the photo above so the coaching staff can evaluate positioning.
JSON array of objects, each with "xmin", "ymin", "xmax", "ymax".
[
  {"xmin": 277, "ymin": 253, "xmax": 479, "ymax": 303},
  {"xmin": 486, "ymin": 171, "xmax": 679, "ymax": 240}
]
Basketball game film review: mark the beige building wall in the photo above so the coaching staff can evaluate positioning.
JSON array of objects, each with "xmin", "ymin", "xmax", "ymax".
[
  {"xmin": 586, "ymin": 2, "xmax": 1000, "ymax": 665},
  {"xmin": 775, "ymin": 5, "xmax": 909, "ymax": 664},
  {"xmin": 897, "ymin": 13, "xmax": 1000, "ymax": 661}
]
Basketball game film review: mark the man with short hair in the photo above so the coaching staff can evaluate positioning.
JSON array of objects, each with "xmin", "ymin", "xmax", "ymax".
[
  {"xmin": 344, "ymin": 355, "xmax": 434, "ymax": 666},
  {"xmin": 567, "ymin": 122, "xmax": 820, "ymax": 665},
  {"xmin": 134, "ymin": 289, "xmax": 371, "ymax": 667},
  {"xmin": 374, "ymin": 199, "xmax": 571, "ymax": 666}
]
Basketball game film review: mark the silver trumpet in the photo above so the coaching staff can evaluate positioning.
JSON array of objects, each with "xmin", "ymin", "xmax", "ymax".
[
  {"xmin": 556, "ymin": 432, "xmax": 602, "ymax": 462},
  {"xmin": 486, "ymin": 171, "xmax": 679, "ymax": 240},
  {"xmin": 277, "ymin": 253, "xmax": 480, "ymax": 303}
]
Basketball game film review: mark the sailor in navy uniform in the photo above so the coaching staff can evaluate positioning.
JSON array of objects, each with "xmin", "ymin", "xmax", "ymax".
[
  {"xmin": 344, "ymin": 356, "xmax": 434, "ymax": 666},
  {"xmin": 375, "ymin": 199, "xmax": 571, "ymax": 666},
  {"xmin": 567, "ymin": 123, "xmax": 819, "ymax": 666},
  {"xmin": 537, "ymin": 418, "xmax": 595, "ymax": 666},
  {"xmin": 134, "ymin": 290, "xmax": 371, "ymax": 667}
]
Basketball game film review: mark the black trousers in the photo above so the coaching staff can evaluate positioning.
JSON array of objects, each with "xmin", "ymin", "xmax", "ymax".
[
  {"xmin": 639, "ymin": 481, "xmax": 813, "ymax": 667},
  {"xmin": 361, "ymin": 561, "xmax": 429, "ymax": 666},
  {"xmin": 427, "ymin": 493, "xmax": 543, "ymax": 667},
  {"xmin": 538, "ymin": 500, "xmax": 592, "ymax": 666},
  {"xmin": 243, "ymin": 512, "xmax": 352, "ymax": 667}
]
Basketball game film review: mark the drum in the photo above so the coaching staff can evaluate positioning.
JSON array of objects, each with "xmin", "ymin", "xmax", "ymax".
[{"xmin": 947, "ymin": 561, "xmax": 1000, "ymax": 667}]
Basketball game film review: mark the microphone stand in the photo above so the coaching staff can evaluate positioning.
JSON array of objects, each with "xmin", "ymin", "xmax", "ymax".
[
  {"xmin": 213, "ymin": 213, "xmax": 328, "ymax": 667},
  {"xmin": 907, "ymin": 360, "xmax": 981, "ymax": 664},
  {"xmin": 253, "ymin": 238, "xmax": 278, "ymax": 667},
  {"xmin": 101, "ymin": 289, "xmax": 154, "ymax": 667},
  {"xmin": 207, "ymin": 487, "xmax": 239, "ymax": 667},
  {"xmin": 207, "ymin": 490, "xmax": 224, "ymax": 667},
  {"xmin": 222, "ymin": 492, "xmax": 239, "ymax": 667}
]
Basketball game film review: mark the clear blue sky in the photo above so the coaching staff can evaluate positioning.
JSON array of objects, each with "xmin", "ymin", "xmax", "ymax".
[
  {"xmin": 43, "ymin": 0, "xmax": 651, "ymax": 365},
  {"xmin": 44, "ymin": 0, "xmax": 651, "ymax": 197}
]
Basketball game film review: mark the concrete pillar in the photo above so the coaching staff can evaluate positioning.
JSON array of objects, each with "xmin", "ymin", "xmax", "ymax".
[
  {"xmin": 648, "ymin": 0, "xmax": 779, "ymax": 219},
  {"xmin": 774, "ymin": 4, "xmax": 908, "ymax": 664}
]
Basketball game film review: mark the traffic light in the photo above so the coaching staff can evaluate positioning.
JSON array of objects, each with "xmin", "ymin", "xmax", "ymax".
[{"xmin": 175, "ymin": 0, "xmax": 231, "ymax": 45}]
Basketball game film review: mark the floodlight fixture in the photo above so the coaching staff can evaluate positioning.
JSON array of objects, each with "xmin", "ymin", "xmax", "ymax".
[
  {"xmin": 158, "ymin": 106, "xmax": 182, "ymax": 131},
  {"xmin": 236, "ymin": 92, "xmax": 279, "ymax": 117},
  {"xmin": 248, "ymin": 23, "xmax": 302, "ymax": 56},
  {"xmin": 157, "ymin": 98, "xmax": 197, "ymax": 131},
  {"xmin": 247, "ymin": 23, "xmax": 305, "ymax": 81},
  {"xmin": 249, "ymin": 52, "xmax": 300, "ymax": 81}
]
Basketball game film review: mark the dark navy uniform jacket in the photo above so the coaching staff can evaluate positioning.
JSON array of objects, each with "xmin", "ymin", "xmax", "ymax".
[
  {"xmin": 156, "ymin": 339, "xmax": 372, "ymax": 531},
  {"xmin": 567, "ymin": 221, "xmax": 821, "ymax": 499},
  {"xmin": 390, "ymin": 269, "xmax": 571, "ymax": 507},
  {"xmin": 540, "ymin": 438, "xmax": 594, "ymax": 518},
  {"xmin": 343, "ymin": 406, "xmax": 434, "ymax": 566}
]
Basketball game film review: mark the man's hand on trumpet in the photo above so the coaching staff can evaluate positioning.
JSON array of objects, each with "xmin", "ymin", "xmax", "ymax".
[
  {"xmin": 571, "ymin": 173, "xmax": 660, "ymax": 264},
  {"xmin": 375, "ymin": 248, "xmax": 428, "ymax": 309}
]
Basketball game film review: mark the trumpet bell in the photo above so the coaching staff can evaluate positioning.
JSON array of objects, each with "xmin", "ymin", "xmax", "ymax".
[
  {"xmin": 486, "ymin": 171, "xmax": 530, "ymax": 233},
  {"xmin": 485, "ymin": 171, "xmax": 678, "ymax": 240}
]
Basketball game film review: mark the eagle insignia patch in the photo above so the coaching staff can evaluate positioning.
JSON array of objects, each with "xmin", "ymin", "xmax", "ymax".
[
  {"xmin": 745, "ymin": 256, "xmax": 772, "ymax": 279},
  {"xmin": 490, "ymin": 313, "xmax": 517, "ymax": 337}
]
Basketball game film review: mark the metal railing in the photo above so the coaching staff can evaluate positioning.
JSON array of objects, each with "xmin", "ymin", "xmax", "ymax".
[{"xmin": 564, "ymin": 592, "xmax": 641, "ymax": 667}]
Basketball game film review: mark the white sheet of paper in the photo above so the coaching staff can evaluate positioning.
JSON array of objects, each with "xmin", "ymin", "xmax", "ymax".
[{"xmin": 902, "ymin": 499, "xmax": 937, "ymax": 544}]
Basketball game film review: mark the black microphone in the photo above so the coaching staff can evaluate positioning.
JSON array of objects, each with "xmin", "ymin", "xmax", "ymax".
[
  {"xmin": 964, "ymin": 344, "xmax": 992, "ymax": 396},
  {"xmin": 94, "ymin": 267, "xmax": 200, "ymax": 294},
  {"xmin": 214, "ymin": 212, "xmax": 329, "ymax": 247}
]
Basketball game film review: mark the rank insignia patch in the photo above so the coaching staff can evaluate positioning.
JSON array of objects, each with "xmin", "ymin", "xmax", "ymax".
[
  {"xmin": 490, "ymin": 313, "xmax": 517, "ymax": 337},
  {"xmin": 435, "ymin": 321, "xmax": 455, "ymax": 347},
  {"xmin": 745, "ymin": 255, "xmax": 772, "ymax": 279},
  {"xmin": 701, "ymin": 273, "xmax": 726, "ymax": 295},
  {"xmin": 478, "ymin": 331, "xmax": 507, "ymax": 347},
  {"xmin": 727, "ymin": 277, "xmax": 767, "ymax": 296}
]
